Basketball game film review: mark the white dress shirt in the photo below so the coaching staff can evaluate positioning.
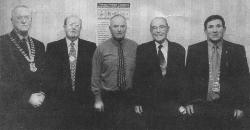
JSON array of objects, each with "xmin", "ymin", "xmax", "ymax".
[{"xmin": 66, "ymin": 38, "xmax": 78, "ymax": 59}]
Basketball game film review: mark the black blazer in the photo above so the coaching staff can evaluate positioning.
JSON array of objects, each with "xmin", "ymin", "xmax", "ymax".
[
  {"xmin": 186, "ymin": 40, "xmax": 249, "ymax": 109},
  {"xmin": 133, "ymin": 40, "xmax": 186, "ymax": 116},
  {"xmin": 0, "ymin": 30, "xmax": 45, "ymax": 112},
  {"xmin": 45, "ymin": 38, "xmax": 96, "ymax": 110}
]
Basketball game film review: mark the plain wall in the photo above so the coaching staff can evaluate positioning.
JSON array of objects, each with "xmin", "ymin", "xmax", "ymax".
[{"xmin": 0, "ymin": 0, "xmax": 250, "ymax": 67}]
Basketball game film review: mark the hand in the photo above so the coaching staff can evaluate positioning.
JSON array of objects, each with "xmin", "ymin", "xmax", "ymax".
[
  {"xmin": 94, "ymin": 100, "xmax": 104, "ymax": 112},
  {"xmin": 29, "ymin": 92, "xmax": 45, "ymax": 108},
  {"xmin": 186, "ymin": 104, "xmax": 194, "ymax": 115},
  {"xmin": 234, "ymin": 109, "xmax": 244, "ymax": 119},
  {"xmin": 135, "ymin": 105, "xmax": 143, "ymax": 115},
  {"xmin": 179, "ymin": 106, "xmax": 187, "ymax": 115}
]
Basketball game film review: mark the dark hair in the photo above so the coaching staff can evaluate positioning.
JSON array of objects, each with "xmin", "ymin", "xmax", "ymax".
[{"xmin": 204, "ymin": 15, "xmax": 225, "ymax": 30}]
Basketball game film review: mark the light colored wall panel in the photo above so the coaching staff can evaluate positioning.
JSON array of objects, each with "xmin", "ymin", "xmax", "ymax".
[{"xmin": 0, "ymin": 0, "xmax": 249, "ymax": 67}]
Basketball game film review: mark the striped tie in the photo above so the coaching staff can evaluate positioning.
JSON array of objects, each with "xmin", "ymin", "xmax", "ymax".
[
  {"xmin": 158, "ymin": 44, "xmax": 167, "ymax": 76},
  {"xmin": 117, "ymin": 42, "xmax": 126, "ymax": 90}
]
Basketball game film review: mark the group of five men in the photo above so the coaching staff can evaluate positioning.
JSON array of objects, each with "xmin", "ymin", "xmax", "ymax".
[{"xmin": 0, "ymin": 5, "xmax": 249, "ymax": 130}]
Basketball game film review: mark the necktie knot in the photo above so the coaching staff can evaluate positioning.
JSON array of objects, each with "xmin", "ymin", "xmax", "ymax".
[
  {"xmin": 22, "ymin": 38, "xmax": 26, "ymax": 43},
  {"xmin": 212, "ymin": 44, "xmax": 219, "ymax": 49},
  {"xmin": 70, "ymin": 42, "xmax": 75, "ymax": 47},
  {"xmin": 158, "ymin": 44, "xmax": 163, "ymax": 50}
]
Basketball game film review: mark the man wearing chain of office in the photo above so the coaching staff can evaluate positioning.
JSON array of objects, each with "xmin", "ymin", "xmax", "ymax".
[{"xmin": 0, "ymin": 5, "xmax": 45, "ymax": 129}]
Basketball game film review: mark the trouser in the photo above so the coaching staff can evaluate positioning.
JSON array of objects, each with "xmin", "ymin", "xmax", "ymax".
[
  {"xmin": 186, "ymin": 102, "xmax": 243, "ymax": 130},
  {"xmin": 141, "ymin": 104, "xmax": 185, "ymax": 130},
  {"xmin": 94, "ymin": 90, "xmax": 146, "ymax": 130},
  {"xmin": 0, "ymin": 108, "xmax": 47, "ymax": 130},
  {"xmin": 50, "ymin": 104, "xmax": 94, "ymax": 130}
]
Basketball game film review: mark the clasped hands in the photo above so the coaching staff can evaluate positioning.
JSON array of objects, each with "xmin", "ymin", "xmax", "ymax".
[{"xmin": 28, "ymin": 92, "xmax": 45, "ymax": 108}]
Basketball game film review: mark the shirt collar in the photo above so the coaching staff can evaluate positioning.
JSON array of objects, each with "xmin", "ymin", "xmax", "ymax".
[
  {"xmin": 66, "ymin": 38, "xmax": 78, "ymax": 47},
  {"xmin": 111, "ymin": 37, "xmax": 125, "ymax": 47},
  {"xmin": 207, "ymin": 40, "xmax": 223, "ymax": 49},
  {"xmin": 14, "ymin": 30, "xmax": 28, "ymax": 40},
  {"xmin": 155, "ymin": 39, "xmax": 168, "ymax": 48}
]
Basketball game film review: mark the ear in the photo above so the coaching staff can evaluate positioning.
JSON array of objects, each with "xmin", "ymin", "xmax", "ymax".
[
  {"xmin": 223, "ymin": 26, "xmax": 226, "ymax": 32},
  {"xmin": 204, "ymin": 28, "xmax": 207, "ymax": 33},
  {"xmin": 166, "ymin": 26, "xmax": 170, "ymax": 33}
]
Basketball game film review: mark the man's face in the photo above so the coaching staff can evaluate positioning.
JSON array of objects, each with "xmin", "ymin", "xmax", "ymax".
[
  {"xmin": 150, "ymin": 18, "xmax": 169, "ymax": 43},
  {"xmin": 11, "ymin": 7, "xmax": 32, "ymax": 34},
  {"xmin": 205, "ymin": 19, "xmax": 226, "ymax": 42},
  {"xmin": 109, "ymin": 16, "xmax": 127, "ymax": 40},
  {"xmin": 64, "ymin": 17, "xmax": 82, "ymax": 40}
]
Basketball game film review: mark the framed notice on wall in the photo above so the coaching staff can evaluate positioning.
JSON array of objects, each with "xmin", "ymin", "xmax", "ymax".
[{"xmin": 96, "ymin": 3, "xmax": 130, "ymax": 45}]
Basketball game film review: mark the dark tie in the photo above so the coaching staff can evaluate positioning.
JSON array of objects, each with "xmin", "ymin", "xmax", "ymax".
[
  {"xmin": 117, "ymin": 43, "xmax": 126, "ymax": 90},
  {"xmin": 69, "ymin": 42, "xmax": 77, "ymax": 91},
  {"xmin": 158, "ymin": 44, "xmax": 167, "ymax": 76},
  {"xmin": 20, "ymin": 38, "xmax": 29, "ymax": 54},
  {"xmin": 207, "ymin": 45, "xmax": 220, "ymax": 101}
]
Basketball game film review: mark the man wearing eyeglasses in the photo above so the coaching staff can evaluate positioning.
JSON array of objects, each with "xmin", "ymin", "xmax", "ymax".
[
  {"xmin": 45, "ymin": 15, "xmax": 96, "ymax": 129},
  {"xmin": 133, "ymin": 17, "xmax": 187, "ymax": 130}
]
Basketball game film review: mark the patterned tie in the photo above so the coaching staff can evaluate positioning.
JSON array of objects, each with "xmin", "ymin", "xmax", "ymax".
[
  {"xmin": 117, "ymin": 42, "xmax": 126, "ymax": 90},
  {"xmin": 158, "ymin": 45, "xmax": 167, "ymax": 76},
  {"xmin": 69, "ymin": 42, "xmax": 77, "ymax": 91},
  {"xmin": 21, "ymin": 38, "xmax": 29, "ymax": 54},
  {"xmin": 207, "ymin": 45, "xmax": 220, "ymax": 101}
]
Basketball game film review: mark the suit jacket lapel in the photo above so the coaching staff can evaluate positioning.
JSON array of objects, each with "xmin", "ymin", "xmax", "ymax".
[
  {"xmin": 201, "ymin": 41, "xmax": 209, "ymax": 81},
  {"xmin": 61, "ymin": 39, "xmax": 72, "ymax": 87},
  {"xmin": 8, "ymin": 31, "xmax": 30, "ymax": 69},
  {"xmin": 166, "ymin": 41, "xmax": 174, "ymax": 75},
  {"xmin": 220, "ymin": 41, "xmax": 230, "ymax": 79},
  {"xmin": 75, "ymin": 40, "xmax": 85, "ymax": 85},
  {"xmin": 162, "ymin": 41, "xmax": 174, "ymax": 78}
]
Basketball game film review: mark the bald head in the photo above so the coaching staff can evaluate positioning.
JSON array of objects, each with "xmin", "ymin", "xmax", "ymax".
[
  {"xmin": 150, "ymin": 17, "xmax": 169, "ymax": 43},
  {"xmin": 64, "ymin": 15, "xmax": 82, "ymax": 26},
  {"xmin": 109, "ymin": 14, "xmax": 127, "ymax": 41},
  {"xmin": 150, "ymin": 17, "xmax": 168, "ymax": 29},
  {"xmin": 110, "ymin": 14, "xmax": 127, "ymax": 26},
  {"xmin": 63, "ymin": 15, "xmax": 82, "ymax": 41}
]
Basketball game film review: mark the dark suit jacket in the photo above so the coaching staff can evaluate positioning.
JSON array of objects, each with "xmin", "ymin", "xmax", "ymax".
[
  {"xmin": 133, "ymin": 40, "xmax": 187, "ymax": 117},
  {"xmin": 45, "ymin": 38, "xmax": 96, "ymax": 111},
  {"xmin": 0, "ymin": 30, "xmax": 45, "ymax": 112},
  {"xmin": 0, "ymin": 30, "xmax": 45, "ymax": 130},
  {"xmin": 186, "ymin": 40, "xmax": 249, "ymax": 109}
]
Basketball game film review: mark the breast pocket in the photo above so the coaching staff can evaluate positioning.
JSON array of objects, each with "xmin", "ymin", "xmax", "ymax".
[{"xmin": 103, "ymin": 52, "xmax": 118, "ymax": 72}]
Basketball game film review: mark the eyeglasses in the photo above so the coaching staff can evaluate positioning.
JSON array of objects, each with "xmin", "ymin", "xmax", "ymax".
[
  {"xmin": 151, "ymin": 25, "xmax": 168, "ymax": 31},
  {"xmin": 16, "ymin": 16, "xmax": 31, "ymax": 21},
  {"xmin": 67, "ymin": 23, "xmax": 81, "ymax": 28}
]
